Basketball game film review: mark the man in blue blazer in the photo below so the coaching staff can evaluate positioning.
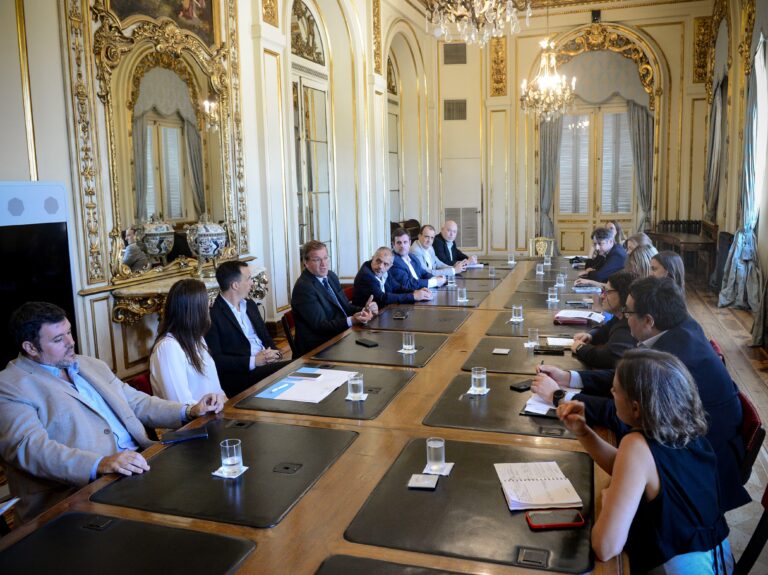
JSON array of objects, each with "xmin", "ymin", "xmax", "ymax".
[
  {"xmin": 353, "ymin": 247, "xmax": 432, "ymax": 308},
  {"xmin": 389, "ymin": 228, "xmax": 447, "ymax": 291},
  {"xmin": 532, "ymin": 277, "xmax": 749, "ymax": 512},
  {"xmin": 291, "ymin": 240, "xmax": 375, "ymax": 356},
  {"xmin": 433, "ymin": 220, "xmax": 477, "ymax": 266},
  {"xmin": 577, "ymin": 227, "xmax": 627, "ymax": 283}
]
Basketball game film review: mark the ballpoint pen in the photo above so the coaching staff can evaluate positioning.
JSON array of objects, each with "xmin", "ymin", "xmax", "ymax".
[{"xmin": 271, "ymin": 383, "xmax": 290, "ymax": 394}]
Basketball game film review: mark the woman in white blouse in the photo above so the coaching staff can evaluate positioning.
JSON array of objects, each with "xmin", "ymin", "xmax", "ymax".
[{"xmin": 150, "ymin": 279, "xmax": 227, "ymax": 404}]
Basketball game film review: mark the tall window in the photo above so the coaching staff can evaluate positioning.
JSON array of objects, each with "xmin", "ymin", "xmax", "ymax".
[
  {"xmin": 144, "ymin": 114, "xmax": 188, "ymax": 221},
  {"xmin": 754, "ymin": 36, "xmax": 768, "ymax": 209},
  {"xmin": 559, "ymin": 114, "xmax": 590, "ymax": 214}
]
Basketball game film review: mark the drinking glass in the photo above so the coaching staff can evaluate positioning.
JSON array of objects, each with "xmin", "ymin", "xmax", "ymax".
[
  {"xmin": 507, "ymin": 252, "xmax": 516, "ymax": 266},
  {"xmin": 510, "ymin": 304, "xmax": 524, "ymax": 323},
  {"xmin": 488, "ymin": 265, "xmax": 496, "ymax": 278},
  {"xmin": 402, "ymin": 332, "xmax": 415, "ymax": 352},
  {"xmin": 527, "ymin": 328, "xmax": 540, "ymax": 348},
  {"xmin": 536, "ymin": 263, "xmax": 544, "ymax": 275},
  {"xmin": 555, "ymin": 273, "xmax": 566, "ymax": 287},
  {"xmin": 471, "ymin": 367, "xmax": 487, "ymax": 393},
  {"xmin": 547, "ymin": 287, "xmax": 559, "ymax": 302},
  {"xmin": 347, "ymin": 372, "xmax": 364, "ymax": 400},
  {"xmin": 543, "ymin": 255, "xmax": 552, "ymax": 267},
  {"xmin": 446, "ymin": 275, "xmax": 456, "ymax": 288},
  {"xmin": 457, "ymin": 287, "xmax": 468, "ymax": 302},
  {"xmin": 426, "ymin": 437, "xmax": 445, "ymax": 473},
  {"xmin": 220, "ymin": 439, "xmax": 243, "ymax": 477}
]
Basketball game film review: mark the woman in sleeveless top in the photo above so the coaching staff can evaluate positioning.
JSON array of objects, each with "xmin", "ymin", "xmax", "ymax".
[{"xmin": 558, "ymin": 348, "xmax": 733, "ymax": 574}]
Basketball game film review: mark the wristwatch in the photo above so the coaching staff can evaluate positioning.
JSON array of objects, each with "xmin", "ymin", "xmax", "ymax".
[{"xmin": 552, "ymin": 389, "xmax": 566, "ymax": 407}]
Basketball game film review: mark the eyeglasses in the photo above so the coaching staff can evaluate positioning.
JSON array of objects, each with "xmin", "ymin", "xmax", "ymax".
[
  {"xmin": 601, "ymin": 288, "xmax": 617, "ymax": 295},
  {"xmin": 621, "ymin": 306, "xmax": 639, "ymax": 315}
]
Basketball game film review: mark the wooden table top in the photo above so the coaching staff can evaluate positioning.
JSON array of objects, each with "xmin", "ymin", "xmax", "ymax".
[{"xmin": 0, "ymin": 261, "xmax": 624, "ymax": 575}]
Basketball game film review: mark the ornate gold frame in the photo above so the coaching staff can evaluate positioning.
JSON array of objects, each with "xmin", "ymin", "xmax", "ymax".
[{"xmin": 705, "ymin": 0, "xmax": 731, "ymax": 103}]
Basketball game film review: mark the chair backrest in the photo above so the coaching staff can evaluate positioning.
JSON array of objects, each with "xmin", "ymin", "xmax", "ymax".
[
  {"xmin": 528, "ymin": 237, "xmax": 555, "ymax": 257},
  {"xmin": 125, "ymin": 372, "xmax": 152, "ymax": 396},
  {"xmin": 281, "ymin": 310, "xmax": 297, "ymax": 357},
  {"xmin": 738, "ymin": 390, "xmax": 766, "ymax": 485},
  {"xmin": 343, "ymin": 285, "xmax": 354, "ymax": 302},
  {"xmin": 709, "ymin": 338, "xmax": 726, "ymax": 365}
]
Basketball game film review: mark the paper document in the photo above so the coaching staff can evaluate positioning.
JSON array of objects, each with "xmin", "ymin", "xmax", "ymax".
[
  {"xmin": 554, "ymin": 310, "xmax": 605, "ymax": 324},
  {"xmin": 255, "ymin": 368, "xmax": 357, "ymax": 403},
  {"xmin": 547, "ymin": 337, "xmax": 574, "ymax": 347},
  {"xmin": 466, "ymin": 263, "xmax": 484, "ymax": 268},
  {"xmin": 572, "ymin": 285, "xmax": 601, "ymax": 293},
  {"xmin": 524, "ymin": 394, "xmax": 556, "ymax": 415},
  {"xmin": 494, "ymin": 461, "xmax": 583, "ymax": 510}
]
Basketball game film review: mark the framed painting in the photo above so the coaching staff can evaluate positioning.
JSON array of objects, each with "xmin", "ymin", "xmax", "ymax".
[{"xmin": 107, "ymin": 0, "xmax": 219, "ymax": 47}]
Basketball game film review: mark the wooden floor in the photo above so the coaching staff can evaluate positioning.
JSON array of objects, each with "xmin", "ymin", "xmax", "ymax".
[{"xmin": 686, "ymin": 278, "xmax": 768, "ymax": 571}]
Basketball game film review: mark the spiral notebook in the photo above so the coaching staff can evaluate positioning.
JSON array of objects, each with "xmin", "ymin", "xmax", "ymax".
[{"xmin": 494, "ymin": 461, "xmax": 582, "ymax": 511}]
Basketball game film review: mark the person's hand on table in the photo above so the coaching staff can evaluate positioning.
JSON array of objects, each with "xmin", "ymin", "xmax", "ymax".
[
  {"xmin": 352, "ymin": 309, "xmax": 374, "ymax": 325},
  {"xmin": 190, "ymin": 393, "xmax": 226, "ymax": 417},
  {"xmin": 362, "ymin": 295, "xmax": 379, "ymax": 316},
  {"xmin": 468, "ymin": 255, "xmax": 478, "ymax": 264},
  {"xmin": 557, "ymin": 400, "xmax": 589, "ymax": 437},
  {"xmin": 531, "ymin": 372, "xmax": 561, "ymax": 404},
  {"xmin": 255, "ymin": 348, "xmax": 282, "ymax": 366},
  {"xmin": 98, "ymin": 451, "xmax": 150, "ymax": 477},
  {"xmin": 537, "ymin": 364, "xmax": 571, "ymax": 386},
  {"xmin": 571, "ymin": 340, "xmax": 588, "ymax": 353},
  {"xmin": 573, "ymin": 332, "xmax": 592, "ymax": 344},
  {"xmin": 413, "ymin": 288, "xmax": 432, "ymax": 301},
  {"xmin": 453, "ymin": 260, "xmax": 467, "ymax": 273},
  {"xmin": 434, "ymin": 276, "xmax": 447, "ymax": 287}
]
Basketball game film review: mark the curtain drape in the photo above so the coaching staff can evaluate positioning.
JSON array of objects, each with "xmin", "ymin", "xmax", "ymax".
[
  {"xmin": 132, "ymin": 113, "xmax": 148, "ymax": 221},
  {"xmin": 539, "ymin": 116, "xmax": 562, "ymax": 254},
  {"xmin": 704, "ymin": 78, "xmax": 726, "ymax": 222},
  {"xmin": 719, "ymin": 41, "xmax": 763, "ymax": 321},
  {"xmin": 184, "ymin": 119, "xmax": 206, "ymax": 216},
  {"xmin": 627, "ymin": 100, "xmax": 654, "ymax": 232}
]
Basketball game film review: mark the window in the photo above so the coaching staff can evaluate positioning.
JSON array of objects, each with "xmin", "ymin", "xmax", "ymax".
[
  {"xmin": 559, "ymin": 114, "xmax": 590, "ymax": 214},
  {"xmin": 143, "ymin": 115, "xmax": 188, "ymax": 221},
  {"xmin": 601, "ymin": 112, "xmax": 634, "ymax": 213},
  {"xmin": 754, "ymin": 37, "xmax": 767, "ymax": 209}
]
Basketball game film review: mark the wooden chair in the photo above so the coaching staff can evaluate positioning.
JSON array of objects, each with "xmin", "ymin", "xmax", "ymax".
[
  {"xmin": 735, "ymin": 483, "xmax": 768, "ymax": 574},
  {"xmin": 281, "ymin": 309, "xmax": 298, "ymax": 357},
  {"xmin": 738, "ymin": 390, "xmax": 766, "ymax": 485},
  {"xmin": 528, "ymin": 237, "xmax": 555, "ymax": 257},
  {"xmin": 343, "ymin": 285, "xmax": 354, "ymax": 302}
]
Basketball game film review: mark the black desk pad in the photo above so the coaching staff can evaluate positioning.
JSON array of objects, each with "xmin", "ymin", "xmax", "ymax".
[
  {"xmin": 422, "ymin": 374, "xmax": 573, "ymax": 439},
  {"xmin": 414, "ymin": 289, "xmax": 486, "ymax": 308},
  {"xmin": 316, "ymin": 555, "xmax": 463, "ymax": 575},
  {"xmin": 235, "ymin": 363, "xmax": 415, "ymax": 420},
  {"xmin": 504, "ymin": 291, "xmax": 595, "ymax": 310},
  {"xmin": 0, "ymin": 512, "xmax": 254, "ymax": 575},
  {"xmin": 312, "ymin": 331, "xmax": 448, "ymax": 367},
  {"xmin": 452, "ymin": 277, "xmax": 504, "ymax": 291},
  {"xmin": 345, "ymin": 439, "xmax": 594, "ymax": 573},
  {"xmin": 485, "ymin": 312, "xmax": 585, "ymax": 337},
  {"xmin": 91, "ymin": 419, "xmax": 357, "ymax": 528},
  {"xmin": 512, "ymin": 279, "xmax": 557, "ymax": 293},
  {"xmin": 524, "ymin": 267, "xmax": 582, "ymax": 281},
  {"xmin": 461, "ymin": 337, "xmax": 585, "ymax": 375},
  {"xmin": 366, "ymin": 306, "xmax": 471, "ymax": 333},
  {"xmin": 457, "ymin": 267, "xmax": 511, "ymax": 280}
]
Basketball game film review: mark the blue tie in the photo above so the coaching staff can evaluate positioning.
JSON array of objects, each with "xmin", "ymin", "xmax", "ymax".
[{"xmin": 322, "ymin": 277, "xmax": 346, "ymax": 313}]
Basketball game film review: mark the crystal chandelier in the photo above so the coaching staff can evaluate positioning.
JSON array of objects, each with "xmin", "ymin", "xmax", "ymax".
[
  {"xmin": 426, "ymin": 0, "xmax": 532, "ymax": 47},
  {"xmin": 520, "ymin": 7, "xmax": 576, "ymax": 121}
]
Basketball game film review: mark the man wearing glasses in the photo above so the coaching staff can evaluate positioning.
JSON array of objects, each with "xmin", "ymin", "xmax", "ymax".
[
  {"xmin": 206, "ymin": 261, "xmax": 289, "ymax": 396},
  {"xmin": 410, "ymin": 224, "xmax": 468, "ymax": 277},
  {"xmin": 291, "ymin": 240, "xmax": 375, "ymax": 356}
]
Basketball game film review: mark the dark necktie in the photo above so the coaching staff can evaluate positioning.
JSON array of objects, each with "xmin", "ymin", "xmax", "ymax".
[{"xmin": 321, "ymin": 277, "xmax": 346, "ymax": 313}]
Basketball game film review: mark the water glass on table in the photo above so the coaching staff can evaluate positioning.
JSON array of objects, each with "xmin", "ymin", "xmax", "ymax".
[
  {"xmin": 426, "ymin": 437, "xmax": 445, "ymax": 473},
  {"xmin": 535, "ymin": 263, "xmax": 544, "ymax": 275},
  {"xmin": 457, "ymin": 287, "xmax": 468, "ymax": 302},
  {"xmin": 220, "ymin": 439, "xmax": 243, "ymax": 477},
  {"xmin": 543, "ymin": 255, "xmax": 552, "ymax": 267},
  {"xmin": 446, "ymin": 275, "xmax": 456, "ymax": 288},
  {"xmin": 488, "ymin": 265, "xmax": 496, "ymax": 278},
  {"xmin": 527, "ymin": 328, "xmax": 539, "ymax": 348},
  {"xmin": 547, "ymin": 287, "xmax": 559, "ymax": 302},
  {"xmin": 508, "ymin": 252, "xmax": 516, "ymax": 266},
  {"xmin": 471, "ymin": 367, "xmax": 487, "ymax": 393},
  {"xmin": 402, "ymin": 332, "xmax": 415, "ymax": 352},
  {"xmin": 347, "ymin": 372, "xmax": 364, "ymax": 400},
  {"xmin": 555, "ymin": 273, "xmax": 566, "ymax": 288},
  {"xmin": 510, "ymin": 304, "xmax": 524, "ymax": 323}
]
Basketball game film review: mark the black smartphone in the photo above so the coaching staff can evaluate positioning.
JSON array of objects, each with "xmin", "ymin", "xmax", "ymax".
[
  {"xmin": 534, "ymin": 345, "xmax": 565, "ymax": 355},
  {"xmin": 355, "ymin": 338, "xmax": 379, "ymax": 348},
  {"xmin": 565, "ymin": 300, "xmax": 590, "ymax": 306},
  {"xmin": 160, "ymin": 428, "xmax": 209, "ymax": 444},
  {"xmin": 287, "ymin": 371, "xmax": 323, "ymax": 379},
  {"xmin": 510, "ymin": 379, "xmax": 533, "ymax": 392},
  {"xmin": 526, "ymin": 509, "xmax": 585, "ymax": 530},
  {"xmin": 392, "ymin": 310, "xmax": 409, "ymax": 320}
]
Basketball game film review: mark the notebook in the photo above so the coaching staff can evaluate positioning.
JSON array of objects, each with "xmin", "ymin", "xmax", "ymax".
[{"xmin": 494, "ymin": 461, "xmax": 583, "ymax": 511}]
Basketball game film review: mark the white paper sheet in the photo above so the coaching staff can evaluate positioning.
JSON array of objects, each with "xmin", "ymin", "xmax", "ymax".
[
  {"xmin": 547, "ymin": 337, "xmax": 574, "ymax": 347},
  {"xmin": 269, "ymin": 369, "xmax": 358, "ymax": 403}
]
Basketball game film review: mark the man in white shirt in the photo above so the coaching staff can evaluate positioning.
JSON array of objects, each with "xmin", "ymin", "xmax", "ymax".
[
  {"xmin": 410, "ymin": 224, "xmax": 467, "ymax": 277},
  {"xmin": 206, "ymin": 261, "xmax": 289, "ymax": 396},
  {"xmin": 389, "ymin": 228, "xmax": 447, "ymax": 291}
]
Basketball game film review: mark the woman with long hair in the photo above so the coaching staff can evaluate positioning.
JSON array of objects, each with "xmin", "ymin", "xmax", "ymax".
[
  {"xmin": 558, "ymin": 349, "xmax": 733, "ymax": 574},
  {"xmin": 651, "ymin": 250, "xmax": 686, "ymax": 291},
  {"xmin": 624, "ymin": 244, "xmax": 658, "ymax": 277},
  {"xmin": 625, "ymin": 232, "xmax": 654, "ymax": 255},
  {"xmin": 150, "ymin": 278, "xmax": 226, "ymax": 403},
  {"xmin": 605, "ymin": 220, "xmax": 626, "ymax": 245}
]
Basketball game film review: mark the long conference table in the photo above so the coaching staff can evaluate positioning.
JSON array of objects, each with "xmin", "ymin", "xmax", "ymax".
[{"xmin": 0, "ymin": 259, "xmax": 625, "ymax": 575}]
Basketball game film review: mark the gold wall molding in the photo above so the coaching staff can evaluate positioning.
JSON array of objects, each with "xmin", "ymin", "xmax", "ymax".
[
  {"xmin": 64, "ymin": 0, "xmax": 106, "ymax": 283},
  {"xmin": 490, "ymin": 36, "xmax": 507, "ymax": 97},
  {"xmin": 15, "ymin": 0, "xmax": 37, "ymax": 180},
  {"xmin": 263, "ymin": 0, "xmax": 278, "ymax": 27},
  {"xmin": 738, "ymin": 0, "xmax": 756, "ymax": 74},
  {"xmin": 693, "ymin": 16, "xmax": 711, "ymax": 83},
  {"xmin": 373, "ymin": 0, "xmax": 382, "ymax": 75},
  {"xmin": 556, "ymin": 22, "xmax": 662, "ymax": 111},
  {"xmin": 291, "ymin": 0, "xmax": 325, "ymax": 65},
  {"xmin": 705, "ymin": 0, "xmax": 731, "ymax": 102},
  {"xmin": 386, "ymin": 56, "xmax": 398, "ymax": 94}
]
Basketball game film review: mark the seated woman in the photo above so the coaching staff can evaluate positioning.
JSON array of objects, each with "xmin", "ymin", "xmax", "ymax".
[
  {"xmin": 651, "ymin": 250, "xmax": 685, "ymax": 290},
  {"xmin": 150, "ymin": 278, "xmax": 227, "ymax": 404},
  {"xmin": 572, "ymin": 272, "xmax": 637, "ymax": 368},
  {"xmin": 558, "ymin": 348, "xmax": 733, "ymax": 574},
  {"xmin": 605, "ymin": 220, "xmax": 626, "ymax": 245},
  {"xmin": 625, "ymin": 232, "xmax": 654, "ymax": 255},
  {"xmin": 625, "ymin": 244, "xmax": 658, "ymax": 277}
]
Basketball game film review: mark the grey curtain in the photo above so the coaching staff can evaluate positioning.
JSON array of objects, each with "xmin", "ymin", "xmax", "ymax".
[
  {"xmin": 184, "ymin": 118, "xmax": 206, "ymax": 216},
  {"xmin": 539, "ymin": 116, "xmax": 562, "ymax": 253},
  {"xmin": 704, "ymin": 78, "xmax": 728, "ymax": 222},
  {"xmin": 132, "ymin": 113, "xmax": 148, "ymax": 220},
  {"xmin": 627, "ymin": 100, "xmax": 654, "ymax": 232},
  {"xmin": 719, "ymin": 40, "xmax": 763, "ymax": 320}
]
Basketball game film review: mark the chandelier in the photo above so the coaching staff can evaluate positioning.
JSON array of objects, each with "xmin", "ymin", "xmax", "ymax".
[
  {"xmin": 426, "ymin": 0, "xmax": 532, "ymax": 47},
  {"xmin": 520, "ymin": 7, "xmax": 575, "ymax": 121}
]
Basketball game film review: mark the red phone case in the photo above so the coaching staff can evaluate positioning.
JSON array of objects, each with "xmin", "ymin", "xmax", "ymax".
[{"xmin": 525, "ymin": 510, "xmax": 585, "ymax": 530}]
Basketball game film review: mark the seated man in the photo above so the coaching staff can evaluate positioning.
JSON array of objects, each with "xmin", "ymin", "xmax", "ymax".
[
  {"xmin": 389, "ymin": 228, "xmax": 447, "ymax": 291},
  {"xmin": 577, "ymin": 227, "xmax": 627, "ymax": 283},
  {"xmin": 532, "ymin": 277, "xmax": 749, "ymax": 512},
  {"xmin": 433, "ymin": 220, "xmax": 477, "ymax": 266},
  {"xmin": 291, "ymin": 240, "xmax": 375, "ymax": 356},
  {"xmin": 410, "ymin": 224, "xmax": 467, "ymax": 277},
  {"xmin": 353, "ymin": 246, "xmax": 432, "ymax": 308},
  {"xmin": 0, "ymin": 302, "xmax": 224, "ymax": 523},
  {"xmin": 122, "ymin": 225, "xmax": 149, "ymax": 272},
  {"xmin": 206, "ymin": 261, "xmax": 290, "ymax": 397}
]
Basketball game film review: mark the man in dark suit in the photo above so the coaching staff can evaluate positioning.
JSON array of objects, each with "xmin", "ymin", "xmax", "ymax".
[
  {"xmin": 577, "ymin": 227, "xmax": 627, "ymax": 283},
  {"xmin": 433, "ymin": 220, "xmax": 477, "ymax": 266},
  {"xmin": 353, "ymin": 247, "xmax": 433, "ymax": 308},
  {"xmin": 206, "ymin": 261, "xmax": 290, "ymax": 397},
  {"xmin": 389, "ymin": 228, "xmax": 447, "ymax": 291},
  {"xmin": 532, "ymin": 277, "xmax": 749, "ymax": 512},
  {"xmin": 291, "ymin": 240, "xmax": 375, "ymax": 356}
]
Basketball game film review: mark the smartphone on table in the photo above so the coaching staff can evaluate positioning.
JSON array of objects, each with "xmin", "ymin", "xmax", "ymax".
[{"xmin": 525, "ymin": 509, "xmax": 585, "ymax": 530}]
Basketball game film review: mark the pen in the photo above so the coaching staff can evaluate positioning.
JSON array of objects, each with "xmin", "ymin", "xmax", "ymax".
[{"xmin": 271, "ymin": 383, "xmax": 289, "ymax": 394}]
